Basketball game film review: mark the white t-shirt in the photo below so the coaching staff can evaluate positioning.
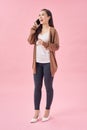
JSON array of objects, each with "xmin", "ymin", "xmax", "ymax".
[{"xmin": 36, "ymin": 31, "xmax": 50, "ymax": 63}]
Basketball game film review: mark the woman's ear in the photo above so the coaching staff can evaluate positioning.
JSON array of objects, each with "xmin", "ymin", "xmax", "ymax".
[{"xmin": 48, "ymin": 16, "xmax": 51, "ymax": 20}]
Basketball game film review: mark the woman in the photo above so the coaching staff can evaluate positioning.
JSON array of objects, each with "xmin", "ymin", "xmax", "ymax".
[{"xmin": 27, "ymin": 9, "xmax": 59, "ymax": 123}]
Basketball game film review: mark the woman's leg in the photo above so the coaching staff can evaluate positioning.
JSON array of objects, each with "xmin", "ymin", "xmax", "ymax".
[
  {"xmin": 43, "ymin": 63, "xmax": 54, "ymax": 117},
  {"xmin": 33, "ymin": 63, "xmax": 43, "ymax": 110}
]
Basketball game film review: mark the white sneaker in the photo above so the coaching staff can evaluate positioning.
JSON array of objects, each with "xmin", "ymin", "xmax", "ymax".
[
  {"xmin": 42, "ymin": 116, "xmax": 50, "ymax": 122},
  {"xmin": 30, "ymin": 116, "xmax": 39, "ymax": 123}
]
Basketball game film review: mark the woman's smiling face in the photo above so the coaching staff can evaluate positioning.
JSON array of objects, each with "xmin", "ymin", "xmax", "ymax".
[{"xmin": 38, "ymin": 10, "xmax": 50, "ymax": 25}]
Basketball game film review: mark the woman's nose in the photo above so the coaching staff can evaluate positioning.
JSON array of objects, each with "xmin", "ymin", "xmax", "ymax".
[{"xmin": 39, "ymin": 15, "xmax": 42, "ymax": 19}]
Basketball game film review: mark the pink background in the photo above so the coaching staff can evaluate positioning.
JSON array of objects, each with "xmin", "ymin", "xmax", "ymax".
[{"xmin": 0, "ymin": 0, "xmax": 87, "ymax": 130}]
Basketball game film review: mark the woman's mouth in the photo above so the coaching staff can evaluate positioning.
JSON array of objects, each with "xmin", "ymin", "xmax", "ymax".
[{"xmin": 40, "ymin": 19, "xmax": 43, "ymax": 22}]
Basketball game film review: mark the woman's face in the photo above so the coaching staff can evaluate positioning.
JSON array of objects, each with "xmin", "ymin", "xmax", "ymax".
[{"xmin": 38, "ymin": 10, "xmax": 50, "ymax": 25}]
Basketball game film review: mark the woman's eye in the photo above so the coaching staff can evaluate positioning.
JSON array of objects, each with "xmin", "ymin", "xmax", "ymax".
[
  {"xmin": 39, "ymin": 13, "xmax": 45, "ymax": 17},
  {"xmin": 42, "ymin": 14, "xmax": 44, "ymax": 16}
]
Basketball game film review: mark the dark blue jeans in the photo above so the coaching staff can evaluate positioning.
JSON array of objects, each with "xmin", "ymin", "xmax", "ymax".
[{"xmin": 33, "ymin": 62, "xmax": 54, "ymax": 110}]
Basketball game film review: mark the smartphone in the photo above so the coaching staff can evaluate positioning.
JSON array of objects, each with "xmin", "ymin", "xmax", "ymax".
[{"xmin": 36, "ymin": 19, "xmax": 40, "ymax": 25}]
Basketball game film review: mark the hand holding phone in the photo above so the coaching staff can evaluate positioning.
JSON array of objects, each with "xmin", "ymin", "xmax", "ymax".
[
  {"xmin": 33, "ymin": 19, "xmax": 40, "ymax": 29},
  {"xmin": 36, "ymin": 19, "xmax": 40, "ymax": 25}
]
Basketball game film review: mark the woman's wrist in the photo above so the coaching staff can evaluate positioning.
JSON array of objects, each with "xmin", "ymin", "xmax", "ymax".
[{"xmin": 42, "ymin": 42, "xmax": 49, "ymax": 48}]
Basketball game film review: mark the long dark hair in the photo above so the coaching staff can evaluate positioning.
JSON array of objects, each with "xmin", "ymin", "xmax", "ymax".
[{"xmin": 35, "ymin": 9, "xmax": 54, "ymax": 41}]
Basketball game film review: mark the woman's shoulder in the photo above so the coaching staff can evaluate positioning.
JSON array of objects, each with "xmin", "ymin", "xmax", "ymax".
[{"xmin": 50, "ymin": 26, "xmax": 58, "ymax": 34}]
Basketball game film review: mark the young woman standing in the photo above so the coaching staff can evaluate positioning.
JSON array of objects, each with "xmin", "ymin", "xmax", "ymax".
[{"xmin": 27, "ymin": 9, "xmax": 59, "ymax": 123}]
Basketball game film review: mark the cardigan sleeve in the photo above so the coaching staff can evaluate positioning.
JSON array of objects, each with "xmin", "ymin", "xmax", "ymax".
[
  {"xmin": 42, "ymin": 29, "xmax": 59, "ymax": 52},
  {"xmin": 27, "ymin": 25, "xmax": 37, "ymax": 45}
]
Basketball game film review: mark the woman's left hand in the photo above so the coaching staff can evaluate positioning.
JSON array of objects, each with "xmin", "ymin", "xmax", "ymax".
[{"xmin": 37, "ymin": 39, "xmax": 43, "ymax": 45}]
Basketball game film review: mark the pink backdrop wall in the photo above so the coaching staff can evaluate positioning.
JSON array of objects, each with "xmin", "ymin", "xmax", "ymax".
[{"xmin": 0, "ymin": 0, "xmax": 87, "ymax": 130}]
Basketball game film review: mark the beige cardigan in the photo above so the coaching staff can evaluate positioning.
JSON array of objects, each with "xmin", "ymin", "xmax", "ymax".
[{"xmin": 27, "ymin": 25, "xmax": 60, "ymax": 76}]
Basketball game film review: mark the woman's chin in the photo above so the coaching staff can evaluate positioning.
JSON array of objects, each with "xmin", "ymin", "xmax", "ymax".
[{"xmin": 40, "ymin": 22, "xmax": 43, "ymax": 24}]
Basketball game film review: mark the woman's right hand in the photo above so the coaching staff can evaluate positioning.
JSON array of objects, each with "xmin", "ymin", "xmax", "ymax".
[{"xmin": 33, "ymin": 21, "xmax": 40, "ymax": 28}]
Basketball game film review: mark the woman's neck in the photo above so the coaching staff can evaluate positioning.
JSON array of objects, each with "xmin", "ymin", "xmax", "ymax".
[
  {"xmin": 42, "ymin": 23, "xmax": 50, "ymax": 30},
  {"xmin": 41, "ymin": 24, "xmax": 50, "ymax": 34}
]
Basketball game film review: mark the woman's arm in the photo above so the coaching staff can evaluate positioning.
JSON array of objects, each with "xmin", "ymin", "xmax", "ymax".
[
  {"xmin": 42, "ymin": 29, "xmax": 59, "ymax": 52},
  {"xmin": 27, "ymin": 24, "xmax": 38, "ymax": 45}
]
